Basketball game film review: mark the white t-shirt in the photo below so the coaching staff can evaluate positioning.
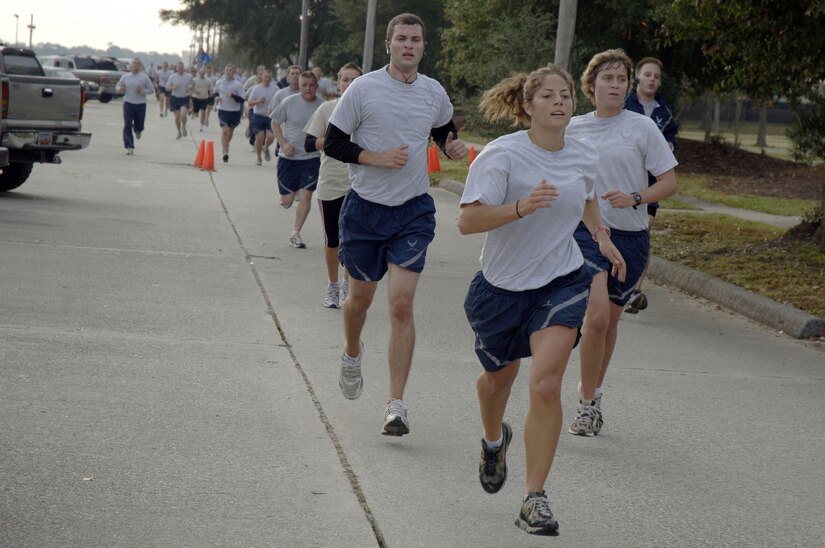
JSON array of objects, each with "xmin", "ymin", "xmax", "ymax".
[
  {"xmin": 271, "ymin": 94, "xmax": 322, "ymax": 161},
  {"xmin": 329, "ymin": 67, "xmax": 454, "ymax": 206},
  {"xmin": 166, "ymin": 72, "xmax": 193, "ymax": 98},
  {"xmin": 566, "ymin": 110, "xmax": 677, "ymax": 231},
  {"xmin": 461, "ymin": 131, "xmax": 598, "ymax": 291},
  {"xmin": 155, "ymin": 69, "xmax": 172, "ymax": 87},
  {"xmin": 305, "ymin": 99, "xmax": 350, "ymax": 200},
  {"xmin": 215, "ymin": 79, "xmax": 245, "ymax": 112},
  {"xmin": 116, "ymin": 72, "xmax": 155, "ymax": 104},
  {"xmin": 247, "ymin": 83, "xmax": 278, "ymax": 116},
  {"xmin": 268, "ymin": 86, "xmax": 299, "ymax": 114}
]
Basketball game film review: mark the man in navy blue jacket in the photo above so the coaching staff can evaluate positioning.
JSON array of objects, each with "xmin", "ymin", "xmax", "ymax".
[{"xmin": 623, "ymin": 57, "xmax": 679, "ymax": 313}]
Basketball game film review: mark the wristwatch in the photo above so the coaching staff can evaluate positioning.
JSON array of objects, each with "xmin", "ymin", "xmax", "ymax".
[{"xmin": 631, "ymin": 192, "xmax": 642, "ymax": 209}]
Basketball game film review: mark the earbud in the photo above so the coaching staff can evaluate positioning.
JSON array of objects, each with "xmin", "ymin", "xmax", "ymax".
[{"xmin": 386, "ymin": 48, "xmax": 390, "ymax": 54}]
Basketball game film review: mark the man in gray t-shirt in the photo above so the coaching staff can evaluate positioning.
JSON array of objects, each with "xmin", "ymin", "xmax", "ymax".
[
  {"xmin": 115, "ymin": 58, "xmax": 155, "ymax": 155},
  {"xmin": 270, "ymin": 71, "xmax": 322, "ymax": 249},
  {"xmin": 324, "ymin": 13, "xmax": 467, "ymax": 437}
]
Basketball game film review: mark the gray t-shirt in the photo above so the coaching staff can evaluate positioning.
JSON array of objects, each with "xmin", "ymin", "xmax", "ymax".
[
  {"xmin": 329, "ymin": 67, "xmax": 454, "ymax": 206},
  {"xmin": 271, "ymin": 94, "xmax": 322, "ymax": 161},
  {"xmin": 166, "ymin": 72, "xmax": 193, "ymax": 98},
  {"xmin": 155, "ymin": 69, "xmax": 172, "ymax": 87},
  {"xmin": 215, "ymin": 79, "xmax": 245, "ymax": 112},
  {"xmin": 116, "ymin": 72, "xmax": 155, "ymax": 104},
  {"xmin": 461, "ymin": 131, "xmax": 598, "ymax": 291},
  {"xmin": 268, "ymin": 86, "xmax": 299, "ymax": 114},
  {"xmin": 247, "ymin": 83, "xmax": 278, "ymax": 116},
  {"xmin": 566, "ymin": 110, "xmax": 678, "ymax": 231}
]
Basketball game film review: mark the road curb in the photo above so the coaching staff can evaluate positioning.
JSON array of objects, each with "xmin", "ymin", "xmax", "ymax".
[
  {"xmin": 648, "ymin": 257, "xmax": 824, "ymax": 339},
  {"xmin": 434, "ymin": 178, "xmax": 825, "ymax": 340}
]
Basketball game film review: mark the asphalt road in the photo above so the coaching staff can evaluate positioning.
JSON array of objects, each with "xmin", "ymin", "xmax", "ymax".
[{"xmin": 2, "ymin": 99, "xmax": 824, "ymax": 547}]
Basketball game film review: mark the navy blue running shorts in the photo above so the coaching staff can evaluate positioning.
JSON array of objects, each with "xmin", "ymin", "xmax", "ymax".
[
  {"xmin": 338, "ymin": 190, "xmax": 436, "ymax": 282},
  {"xmin": 170, "ymin": 95, "xmax": 190, "ymax": 111},
  {"xmin": 218, "ymin": 109, "xmax": 242, "ymax": 129},
  {"xmin": 574, "ymin": 221, "xmax": 649, "ymax": 306},
  {"xmin": 251, "ymin": 113, "xmax": 272, "ymax": 134},
  {"xmin": 277, "ymin": 157, "xmax": 320, "ymax": 195},
  {"xmin": 464, "ymin": 268, "xmax": 591, "ymax": 373}
]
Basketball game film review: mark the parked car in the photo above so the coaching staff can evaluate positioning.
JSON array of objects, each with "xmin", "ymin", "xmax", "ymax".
[
  {"xmin": 38, "ymin": 54, "xmax": 123, "ymax": 103},
  {"xmin": 42, "ymin": 66, "xmax": 101, "ymax": 101},
  {"xmin": 0, "ymin": 46, "xmax": 91, "ymax": 191}
]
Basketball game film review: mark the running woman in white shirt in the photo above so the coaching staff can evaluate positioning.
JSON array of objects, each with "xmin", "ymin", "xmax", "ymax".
[
  {"xmin": 565, "ymin": 49, "xmax": 677, "ymax": 436},
  {"xmin": 459, "ymin": 66, "xmax": 624, "ymax": 537}
]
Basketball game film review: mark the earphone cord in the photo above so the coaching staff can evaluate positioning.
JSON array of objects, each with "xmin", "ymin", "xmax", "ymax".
[{"xmin": 387, "ymin": 55, "xmax": 417, "ymax": 84}]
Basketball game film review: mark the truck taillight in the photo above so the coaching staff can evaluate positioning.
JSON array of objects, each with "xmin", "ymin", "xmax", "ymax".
[
  {"xmin": 79, "ymin": 86, "xmax": 85, "ymax": 120},
  {"xmin": 1, "ymin": 80, "xmax": 8, "ymax": 120}
]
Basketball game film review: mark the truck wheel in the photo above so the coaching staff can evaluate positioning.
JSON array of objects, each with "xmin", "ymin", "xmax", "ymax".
[
  {"xmin": 99, "ymin": 93, "xmax": 112, "ymax": 103},
  {"xmin": 0, "ymin": 162, "xmax": 34, "ymax": 192}
]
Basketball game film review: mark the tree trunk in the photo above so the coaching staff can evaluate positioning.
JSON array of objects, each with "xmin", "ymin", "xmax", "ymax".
[
  {"xmin": 755, "ymin": 103, "xmax": 768, "ymax": 149},
  {"xmin": 298, "ymin": 0, "xmax": 309, "ymax": 69},
  {"xmin": 362, "ymin": 0, "xmax": 377, "ymax": 72},
  {"xmin": 703, "ymin": 94, "xmax": 713, "ymax": 143},
  {"xmin": 712, "ymin": 97, "xmax": 721, "ymax": 133},
  {"xmin": 554, "ymin": 0, "xmax": 578, "ymax": 71},
  {"xmin": 733, "ymin": 94, "xmax": 742, "ymax": 147}
]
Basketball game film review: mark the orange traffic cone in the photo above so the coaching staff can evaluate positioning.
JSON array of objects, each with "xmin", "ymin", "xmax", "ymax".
[
  {"xmin": 430, "ymin": 145, "xmax": 441, "ymax": 173},
  {"xmin": 467, "ymin": 146, "xmax": 477, "ymax": 166},
  {"xmin": 192, "ymin": 139, "xmax": 206, "ymax": 167},
  {"xmin": 202, "ymin": 141, "xmax": 215, "ymax": 172},
  {"xmin": 427, "ymin": 145, "xmax": 436, "ymax": 173}
]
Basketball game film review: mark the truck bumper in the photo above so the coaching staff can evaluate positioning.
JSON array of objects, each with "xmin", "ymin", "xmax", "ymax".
[
  {"xmin": 0, "ymin": 147, "xmax": 9, "ymax": 167},
  {"xmin": 2, "ymin": 131, "xmax": 92, "ymax": 152}
]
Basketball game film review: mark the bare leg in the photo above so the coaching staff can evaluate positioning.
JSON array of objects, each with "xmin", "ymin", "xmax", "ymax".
[
  {"xmin": 385, "ymin": 264, "xmax": 421, "ymax": 401},
  {"xmin": 477, "ymin": 361, "xmax": 520, "ymax": 442},
  {"xmin": 524, "ymin": 326, "xmax": 577, "ymax": 493},
  {"xmin": 579, "ymin": 271, "xmax": 610, "ymax": 401},
  {"xmin": 292, "ymin": 188, "xmax": 313, "ymax": 233},
  {"xmin": 343, "ymin": 278, "xmax": 378, "ymax": 358}
]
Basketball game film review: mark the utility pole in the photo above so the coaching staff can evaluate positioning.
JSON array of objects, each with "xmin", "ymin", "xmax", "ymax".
[
  {"xmin": 27, "ymin": 14, "xmax": 35, "ymax": 49},
  {"xmin": 553, "ymin": 0, "xmax": 577, "ymax": 71},
  {"xmin": 362, "ymin": 0, "xmax": 377, "ymax": 72},
  {"xmin": 298, "ymin": 0, "xmax": 309, "ymax": 69},
  {"xmin": 14, "ymin": 14, "xmax": 19, "ymax": 46}
]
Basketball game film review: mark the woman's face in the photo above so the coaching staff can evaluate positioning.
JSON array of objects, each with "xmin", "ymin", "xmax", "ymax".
[
  {"xmin": 593, "ymin": 63, "xmax": 630, "ymax": 113},
  {"xmin": 525, "ymin": 74, "xmax": 574, "ymax": 132},
  {"xmin": 636, "ymin": 62, "xmax": 662, "ymax": 97},
  {"xmin": 337, "ymin": 68, "xmax": 360, "ymax": 94}
]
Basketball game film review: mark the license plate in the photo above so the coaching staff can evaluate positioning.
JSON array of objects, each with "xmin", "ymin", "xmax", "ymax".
[{"xmin": 36, "ymin": 133, "xmax": 54, "ymax": 145}]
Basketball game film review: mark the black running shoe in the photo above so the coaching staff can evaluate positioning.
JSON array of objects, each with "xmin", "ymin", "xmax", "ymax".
[
  {"xmin": 515, "ymin": 491, "xmax": 559, "ymax": 536},
  {"xmin": 624, "ymin": 290, "xmax": 648, "ymax": 314},
  {"xmin": 479, "ymin": 422, "xmax": 513, "ymax": 493},
  {"xmin": 222, "ymin": 154, "xmax": 229, "ymax": 163}
]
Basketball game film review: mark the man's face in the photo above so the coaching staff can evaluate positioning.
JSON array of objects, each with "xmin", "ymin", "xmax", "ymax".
[
  {"xmin": 387, "ymin": 24, "xmax": 424, "ymax": 72},
  {"xmin": 288, "ymin": 68, "xmax": 301, "ymax": 88},
  {"xmin": 299, "ymin": 76, "xmax": 318, "ymax": 101},
  {"xmin": 176, "ymin": 63, "xmax": 185, "ymax": 74},
  {"xmin": 262, "ymin": 72, "xmax": 273, "ymax": 85},
  {"xmin": 162, "ymin": 62, "xmax": 169, "ymax": 71},
  {"xmin": 225, "ymin": 66, "xmax": 235, "ymax": 79},
  {"xmin": 131, "ymin": 59, "xmax": 141, "ymax": 73},
  {"xmin": 312, "ymin": 67, "xmax": 323, "ymax": 80}
]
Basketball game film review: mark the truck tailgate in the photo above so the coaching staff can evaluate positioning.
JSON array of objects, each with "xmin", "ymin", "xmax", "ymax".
[{"xmin": 3, "ymin": 75, "xmax": 83, "ymax": 130}]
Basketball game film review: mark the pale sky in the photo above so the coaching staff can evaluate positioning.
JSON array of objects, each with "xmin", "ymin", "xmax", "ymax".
[{"xmin": 2, "ymin": 0, "xmax": 196, "ymax": 55}]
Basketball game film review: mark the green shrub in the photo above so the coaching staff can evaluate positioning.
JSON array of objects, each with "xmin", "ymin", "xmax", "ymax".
[{"xmin": 787, "ymin": 94, "xmax": 825, "ymax": 164}]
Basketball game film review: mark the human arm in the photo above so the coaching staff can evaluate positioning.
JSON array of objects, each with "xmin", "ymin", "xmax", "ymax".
[
  {"xmin": 661, "ymin": 109, "xmax": 679, "ymax": 152},
  {"xmin": 601, "ymin": 168, "xmax": 676, "ymax": 209},
  {"xmin": 457, "ymin": 179, "xmax": 559, "ymax": 235},
  {"xmin": 305, "ymin": 134, "xmax": 322, "ymax": 153},
  {"xmin": 430, "ymin": 120, "xmax": 467, "ymax": 160},
  {"xmin": 271, "ymin": 120, "xmax": 294, "ymax": 157},
  {"xmin": 323, "ymin": 123, "xmax": 408, "ymax": 168},
  {"xmin": 581, "ymin": 199, "xmax": 626, "ymax": 281}
]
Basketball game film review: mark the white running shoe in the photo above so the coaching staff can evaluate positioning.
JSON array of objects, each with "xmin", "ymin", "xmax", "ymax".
[
  {"xmin": 339, "ymin": 342, "xmax": 363, "ymax": 400},
  {"xmin": 289, "ymin": 232, "xmax": 306, "ymax": 249},
  {"xmin": 324, "ymin": 282, "xmax": 340, "ymax": 308},
  {"xmin": 382, "ymin": 399, "xmax": 409, "ymax": 436}
]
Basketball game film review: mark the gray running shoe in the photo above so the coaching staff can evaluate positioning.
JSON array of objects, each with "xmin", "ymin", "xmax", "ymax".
[
  {"xmin": 577, "ymin": 381, "xmax": 603, "ymax": 426},
  {"xmin": 568, "ymin": 401, "xmax": 602, "ymax": 436},
  {"xmin": 125, "ymin": 148, "xmax": 134, "ymax": 156},
  {"xmin": 515, "ymin": 491, "xmax": 559, "ymax": 536},
  {"xmin": 339, "ymin": 342, "xmax": 363, "ymax": 400},
  {"xmin": 339, "ymin": 279, "xmax": 349, "ymax": 306},
  {"xmin": 182, "ymin": 126, "xmax": 188, "ymax": 137},
  {"xmin": 382, "ymin": 399, "xmax": 409, "ymax": 436},
  {"xmin": 324, "ymin": 282, "xmax": 340, "ymax": 308},
  {"xmin": 289, "ymin": 232, "xmax": 306, "ymax": 249},
  {"xmin": 479, "ymin": 422, "xmax": 513, "ymax": 493}
]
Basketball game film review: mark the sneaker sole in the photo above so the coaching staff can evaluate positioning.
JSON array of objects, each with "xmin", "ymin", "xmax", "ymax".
[
  {"xmin": 382, "ymin": 417, "xmax": 409, "ymax": 436},
  {"xmin": 515, "ymin": 517, "xmax": 559, "ymax": 536}
]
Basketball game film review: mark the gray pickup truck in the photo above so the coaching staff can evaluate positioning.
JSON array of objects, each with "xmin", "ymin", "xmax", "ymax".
[
  {"xmin": 38, "ymin": 55, "xmax": 124, "ymax": 103},
  {"xmin": 0, "ymin": 46, "xmax": 92, "ymax": 192}
]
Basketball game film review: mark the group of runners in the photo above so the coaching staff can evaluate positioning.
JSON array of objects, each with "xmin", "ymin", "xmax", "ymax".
[{"xmin": 117, "ymin": 12, "xmax": 679, "ymax": 537}]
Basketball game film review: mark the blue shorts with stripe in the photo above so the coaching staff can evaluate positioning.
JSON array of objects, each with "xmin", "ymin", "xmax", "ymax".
[
  {"xmin": 464, "ymin": 268, "xmax": 591, "ymax": 373},
  {"xmin": 574, "ymin": 221, "xmax": 649, "ymax": 306},
  {"xmin": 170, "ymin": 95, "xmax": 190, "ymax": 111},
  {"xmin": 277, "ymin": 157, "xmax": 319, "ymax": 195},
  {"xmin": 339, "ymin": 190, "xmax": 435, "ymax": 282}
]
